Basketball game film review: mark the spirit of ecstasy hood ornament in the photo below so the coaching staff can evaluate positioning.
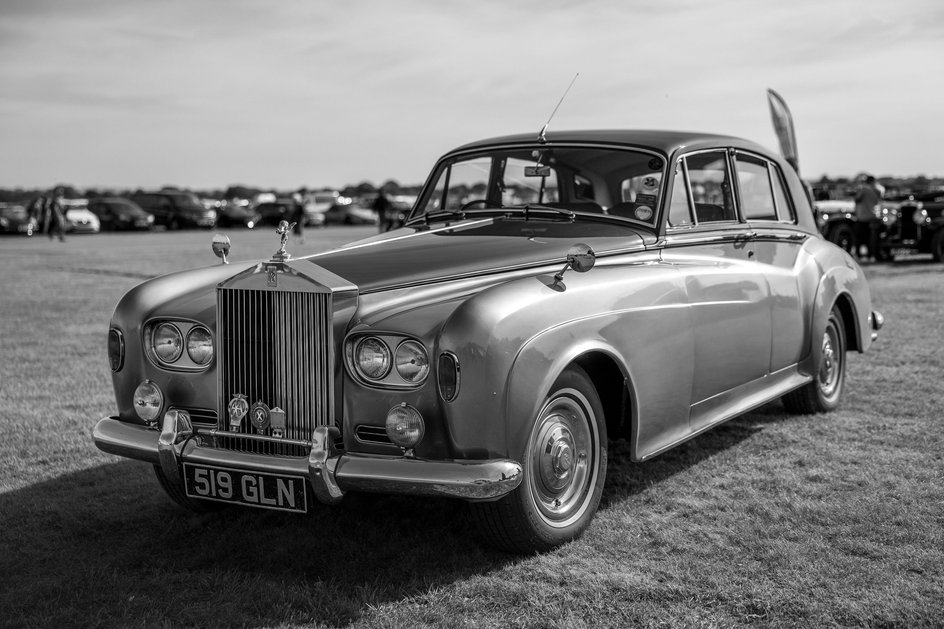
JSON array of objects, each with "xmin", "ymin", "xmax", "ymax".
[{"xmin": 273, "ymin": 220, "xmax": 296, "ymax": 261}]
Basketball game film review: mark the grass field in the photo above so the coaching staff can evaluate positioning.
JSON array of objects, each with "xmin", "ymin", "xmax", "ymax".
[{"xmin": 0, "ymin": 228, "xmax": 942, "ymax": 628}]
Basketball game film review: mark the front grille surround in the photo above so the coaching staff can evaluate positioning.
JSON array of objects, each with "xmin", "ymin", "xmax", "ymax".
[{"xmin": 216, "ymin": 285, "xmax": 333, "ymax": 456}]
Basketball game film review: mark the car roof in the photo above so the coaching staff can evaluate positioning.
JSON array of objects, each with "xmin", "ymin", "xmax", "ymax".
[{"xmin": 449, "ymin": 129, "xmax": 773, "ymax": 158}]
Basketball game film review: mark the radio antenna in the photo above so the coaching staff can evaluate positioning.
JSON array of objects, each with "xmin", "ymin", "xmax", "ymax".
[{"xmin": 538, "ymin": 73, "xmax": 579, "ymax": 144}]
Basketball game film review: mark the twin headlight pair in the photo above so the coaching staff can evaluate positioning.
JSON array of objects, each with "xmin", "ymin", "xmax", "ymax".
[
  {"xmin": 350, "ymin": 335, "xmax": 429, "ymax": 386},
  {"xmin": 145, "ymin": 321, "xmax": 213, "ymax": 369},
  {"xmin": 351, "ymin": 335, "xmax": 460, "ymax": 402}
]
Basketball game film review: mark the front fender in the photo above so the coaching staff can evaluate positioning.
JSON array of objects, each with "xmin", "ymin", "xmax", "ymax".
[{"xmin": 438, "ymin": 258, "xmax": 692, "ymax": 460}]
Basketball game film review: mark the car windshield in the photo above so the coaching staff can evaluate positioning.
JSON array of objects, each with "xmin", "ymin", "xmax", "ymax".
[{"xmin": 412, "ymin": 145, "xmax": 666, "ymax": 229}]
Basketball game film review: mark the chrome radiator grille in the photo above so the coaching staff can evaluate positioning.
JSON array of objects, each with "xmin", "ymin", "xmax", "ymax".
[{"xmin": 216, "ymin": 287, "xmax": 331, "ymax": 456}]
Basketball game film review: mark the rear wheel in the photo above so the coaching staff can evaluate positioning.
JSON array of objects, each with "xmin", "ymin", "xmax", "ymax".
[
  {"xmin": 153, "ymin": 464, "xmax": 221, "ymax": 512},
  {"xmin": 782, "ymin": 306, "xmax": 846, "ymax": 414},
  {"xmin": 472, "ymin": 366, "xmax": 607, "ymax": 553}
]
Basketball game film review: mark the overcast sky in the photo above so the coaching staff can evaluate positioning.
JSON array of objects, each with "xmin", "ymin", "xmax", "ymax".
[{"xmin": 2, "ymin": 0, "xmax": 942, "ymax": 191}]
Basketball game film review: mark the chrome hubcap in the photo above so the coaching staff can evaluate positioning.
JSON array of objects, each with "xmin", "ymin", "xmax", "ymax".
[
  {"xmin": 819, "ymin": 325, "xmax": 840, "ymax": 397},
  {"xmin": 528, "ymin": 391, "xmax": 598, "ymax": 527}
]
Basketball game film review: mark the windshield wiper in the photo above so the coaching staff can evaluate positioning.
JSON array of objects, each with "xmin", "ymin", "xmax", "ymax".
[
  {"xmin": 405, "ymin": 204, "xmax": 506, "ymax": 227},
  {"xmin": 404, "ymin": 209, "xmax": 468, "ymax": 227},
  {"xmin": 503, "ymin": 204, "xmax": 576, "ymax": 222}
]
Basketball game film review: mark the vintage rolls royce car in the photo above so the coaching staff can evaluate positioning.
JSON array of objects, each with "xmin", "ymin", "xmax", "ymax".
[{"xmin": 94, "ymin": 127, "xmax": 883, "ymax": 553}]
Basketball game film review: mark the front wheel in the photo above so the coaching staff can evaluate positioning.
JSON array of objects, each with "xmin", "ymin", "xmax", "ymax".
[
  {"xmin": 471, "ymin": 366, "xmax": 607, "ymax": 553},
  {"xmin": 782, "ymin": 306, "xmax": 846, "ymax": 414}
]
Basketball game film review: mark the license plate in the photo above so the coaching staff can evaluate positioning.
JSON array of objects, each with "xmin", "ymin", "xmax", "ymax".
[{"xmin": 183, "ymin": 463, "xmax": 308, "ymax": 513}]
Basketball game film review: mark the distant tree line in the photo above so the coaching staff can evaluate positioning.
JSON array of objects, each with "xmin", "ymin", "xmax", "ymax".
[
  {"xmin": 812, "ymin": 174, "xmax": 944, "ymax": 200},
  {"xmin": 0, "ymin": 179, "xmax": 426, "ymax": 204},
  {"xmin": 2, "ymin": 174, "xmax": 941, "ymax": 205}
]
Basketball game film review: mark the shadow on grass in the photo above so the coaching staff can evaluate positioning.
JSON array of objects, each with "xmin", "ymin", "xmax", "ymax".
[
  {"xmin": 601, "ymin": 402, "xmax": 785, "ymax": 509},
  {"xmin": 0, "ymin": 410, "xmax": 777, "ymax": 628}
]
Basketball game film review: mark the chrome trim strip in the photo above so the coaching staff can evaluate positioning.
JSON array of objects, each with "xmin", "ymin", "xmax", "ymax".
[{"xmin": 203, "ymin": 428, "xmax": 311, "ymax": 449}]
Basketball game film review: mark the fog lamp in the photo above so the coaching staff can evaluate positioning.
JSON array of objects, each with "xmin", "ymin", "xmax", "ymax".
[
  {"xmin": 385, "ymin": 403, "xmax": 425, "ymax": 450},
  {"xmin": 133, "ymin": 379, "xmax": 164, "ymax": 423}
]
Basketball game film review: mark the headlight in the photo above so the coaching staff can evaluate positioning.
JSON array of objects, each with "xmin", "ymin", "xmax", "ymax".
[
  {"xmin": 186, "ymin": 326, "xmax": 213, "ymax": 365},
  {"xmin": 108, "ymin": 328, "xmax": 124, "ymax": 372},
  {"xmin": 133, "ymin": 380, "xmax": 163, "ymax": 423},
  {"xmin": 395, "ymin": 340, "xmax": 429, "ymax": 384},
  {"xmin": 385, "ymin": 403, "xmax": 425, "ymax": 449},
  {"xmin": 356, "ymin": 337, "xmax": 391, "ymax": 380},
  {"xmin": 152, "ymin": 322, "xmax": 183, "ymax": 363}
]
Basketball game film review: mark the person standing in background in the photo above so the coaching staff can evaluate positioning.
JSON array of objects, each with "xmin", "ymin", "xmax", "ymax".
[
  {"xmin": 854, "ymin": 175, "xmax": 881, "ymax": 261},
  {"xmin": 373, "ymin": 190, "xmax": 393, "ymax": 233},
  {"xmin": 45, "ymin": 187, "xmax": 67, "ymax": 242}
]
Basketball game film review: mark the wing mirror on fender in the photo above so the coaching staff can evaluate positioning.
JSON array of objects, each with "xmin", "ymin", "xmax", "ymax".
[
  {"xmin": 554, "ymin": 243, "xmax": 595, "ymax": 283},
  {"xmin": 212, "ymin": 233, "xmax": 231, "ymax": 264}
]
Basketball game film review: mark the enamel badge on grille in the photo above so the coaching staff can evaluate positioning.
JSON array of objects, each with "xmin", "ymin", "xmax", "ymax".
[
  {"xmin": 250, "ymin": 401, "xmax": 270, "ymax": 434},
  {"xmin": 228, "ymin": 394, "xmax": 248, "ymax": 432},
  {"xmin": 269, "ymin": 407, "xmax": 286, "ymax": 438}
]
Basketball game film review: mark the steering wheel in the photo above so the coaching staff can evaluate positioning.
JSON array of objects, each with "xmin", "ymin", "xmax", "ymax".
[{"xmin": 458, "ymin": 199, "xmax": 489, "ymax": 212}]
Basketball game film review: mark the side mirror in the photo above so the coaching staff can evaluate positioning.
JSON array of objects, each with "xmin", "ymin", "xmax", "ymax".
[
  {"xmin": 554, "ymin": 243, "xmax": 595, "ymax": 282},
  {"xmin": 567, "ymin": 243, "xmax": 596, "ymax": 273},
  {"xmin": 212, "ymin": 233, "xmax": 231, "ymax": 264}
]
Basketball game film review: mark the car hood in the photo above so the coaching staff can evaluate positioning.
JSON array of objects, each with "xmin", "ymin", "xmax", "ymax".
[{"xmin": 303, "ymin": 217, "xmax": 651, "ymax": 292}]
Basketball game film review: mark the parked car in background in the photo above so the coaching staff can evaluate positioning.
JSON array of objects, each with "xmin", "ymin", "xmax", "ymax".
[
  {"xmin": 87, "ymin": 197, "xmax": 154, "ymax": 231},
  {"xmin": 323, "ymin": 200, "xmax": 378, "ymax": 225},
  {"xmin": 878, "ymin": 191, "xmax": 944, "ymax": 261},
  {"xmin": 304, "ymin": 190, "xmax": 346, "ymax": 225},
  {"xmin": 132, "ymin": 191, "xmax": 217, "ymax": 229},
  {"xmin": 255, "ymin": 199, "xmax": 325, "ymax": 228},
  {"xmin": 0, "ymin": 203, "xmax": 36, "ymax": 235},
  {"xmin": 62, "ymin": 201, "xmax": 101, "ymax": 234},
  {"xmin": 215, "ymin": 201, "xmax": 262, "ymax": 229},
  {"xmin": 814, "ymin": 199, "xmax": 857, "ymax": 254}
]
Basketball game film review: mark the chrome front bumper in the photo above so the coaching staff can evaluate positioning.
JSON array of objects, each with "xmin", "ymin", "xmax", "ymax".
[{"xmin": 93, "ymin": 412, "xmax": 523, "ymax": 504}]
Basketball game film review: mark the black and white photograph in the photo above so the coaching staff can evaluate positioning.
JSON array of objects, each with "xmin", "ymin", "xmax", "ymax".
[{"xmin": 1, "ymin": 1, "xmax": 942, "ymax": 627}]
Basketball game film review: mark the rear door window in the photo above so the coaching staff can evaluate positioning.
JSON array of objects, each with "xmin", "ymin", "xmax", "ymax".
[{"xmin": 734, "ymin": 154, "xmax": 777, "ymax": 221}]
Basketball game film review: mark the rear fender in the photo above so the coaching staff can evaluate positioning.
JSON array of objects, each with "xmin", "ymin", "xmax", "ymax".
[{"xmin": 805, "ymin": 244, "xmax": 873, "ymax": 376}]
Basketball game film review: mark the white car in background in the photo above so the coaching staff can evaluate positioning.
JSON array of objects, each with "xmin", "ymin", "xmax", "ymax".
[{"xmin": 62, "ymin": 200, "xmax": 101, "ymax": 234}]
